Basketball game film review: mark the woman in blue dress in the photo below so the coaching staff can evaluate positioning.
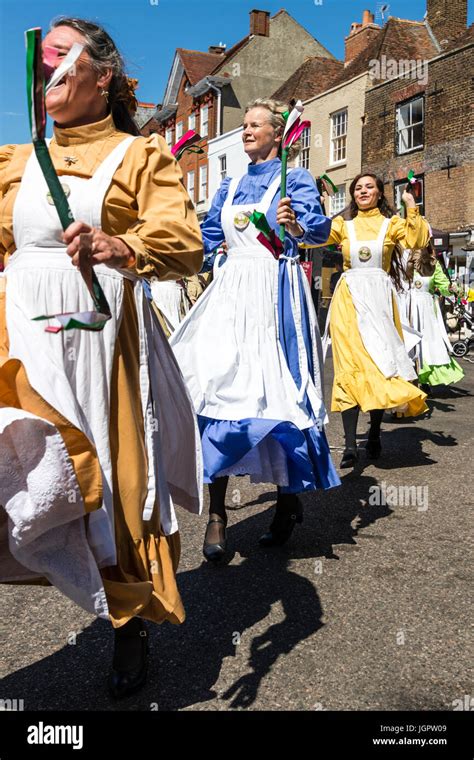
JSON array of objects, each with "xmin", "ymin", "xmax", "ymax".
[{"xmin": 170, "ymin": 98, "xmax": 340, "ymax": 561}]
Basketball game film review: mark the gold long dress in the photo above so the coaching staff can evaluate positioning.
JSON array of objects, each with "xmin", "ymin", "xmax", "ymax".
[
  {"xmin": 324, "ymin": 207, "xmax": 430, "ymax": 415},
  {"xmin": 0, "ymin": 114, "xmax": 203, "ymax": 627}
]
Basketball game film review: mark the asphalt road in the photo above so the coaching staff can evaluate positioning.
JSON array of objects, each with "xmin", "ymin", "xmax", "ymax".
[{"xmin": 0, "ymin": 357, "xmax": 473, "ymax": 712}]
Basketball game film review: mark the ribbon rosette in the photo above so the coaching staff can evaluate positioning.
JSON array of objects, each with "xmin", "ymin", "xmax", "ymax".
[
  {"xmin": 171, "ymin": 130, "xmax": 204, "ymax": 160},
  {"xmin": 246, "ymin": 210, "xmax": 284, "ymax": 259},
  {"xmin": 25, "ymin": 27, "xmax": 111, "ymax": 332}
]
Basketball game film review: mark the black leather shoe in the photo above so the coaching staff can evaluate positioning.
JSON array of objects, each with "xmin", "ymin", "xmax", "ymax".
[
  {"xmin": 108, "ymin": 618, "xmax": 148, "ymax": 699},
  {"xmin": 340, "ymin": 447, "xmax": 359, "ymax": 468},
  {"xmin": 258, "ymin": 499, "xmax": 303, "ymax": 547},
  {"xmin": 365, "ymin": 437, "xmax": 382, "ymax": 459},
  {"xmin": 203, "ymin": 516, "xmax": 227, "ymax": 562}
]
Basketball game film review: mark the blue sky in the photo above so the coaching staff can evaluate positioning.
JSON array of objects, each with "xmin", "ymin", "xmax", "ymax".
[{"xmin": 0, "ymin": 0, "xmax": 472, "ymax": 143}]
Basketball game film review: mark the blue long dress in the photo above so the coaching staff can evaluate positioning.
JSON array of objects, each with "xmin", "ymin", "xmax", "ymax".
[{"xmin": 170, "ymin": 157, "xmax": 340, "ymax": 493}]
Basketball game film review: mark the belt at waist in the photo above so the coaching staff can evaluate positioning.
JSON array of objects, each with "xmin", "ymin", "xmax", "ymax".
[
  {"xmin": 226, "ymin": 245, "xmax": 276, "ymax": 260},
  {"xmin": 5, "ymin": 246, "xmax": 139, "ymax": 282},
  {"xmin": 343, "ymin": 267, "xmax": 389, "ymax": 278}
]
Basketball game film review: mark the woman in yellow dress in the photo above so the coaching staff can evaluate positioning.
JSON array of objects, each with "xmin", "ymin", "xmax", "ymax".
[
  {"xmin": 0, "ymin": 18, "xmax": 202, "ymax": 698},
  {"xmin": 324, "ymin": 173, "xmax": 430, "ymax": 467}
]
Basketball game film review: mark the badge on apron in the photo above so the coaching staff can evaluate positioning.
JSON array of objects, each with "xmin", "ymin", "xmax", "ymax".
[
  {"xmin": 358, "ymin": 245, "xmax": 372, "ymax": 262},
  {"xmin": 233, "ymin": 212, "xmax": 250, "ymax": 231},
  {"xmin": 414, "ymin": 280, "xmax": 422, "ymax": 289},
  {"xmin": 46, "ymin": 182, "xmax": 71, "ymax": 205}
]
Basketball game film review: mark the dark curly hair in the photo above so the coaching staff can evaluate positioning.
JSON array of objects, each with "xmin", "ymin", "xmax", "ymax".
[{"xmin": 335, "ymin": 172, "xmax": 395, "ymax": 221}]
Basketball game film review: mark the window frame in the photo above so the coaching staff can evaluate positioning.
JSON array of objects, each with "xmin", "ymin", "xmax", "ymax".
[
  {"xmin": 200, "ymin": 105, "xmax": 209, "ymax": 137},
  {"xmin": 395, "ymin": 95, "xmax": 424, "ymax": 156},
  {"xmin": 199, "ymin": 164, "xmax": 208, "ymax": 202},
  {"xmin": 330, "ymin": 109, "xmax": 348, "ymax": 166},
  {"xmin": 187, "ymin": 170, "xmax": 195, "ymax": 201},
  {"xmin": 329, "ymin": 184, "xmax": 346, "ymax": 216},
  {"xmin": 299, "ymin": 126, "xmax": 311, "ymax": 170},
  {"xmin": 165, "ymin": 127, "xmax": 174, "ymax": 149},
  {"xmin": 393, "ymin": 174, "xmax": 425, "ymax": 215},
  {"xmin": 219, "ymin": 154, "xmax": 227, "ymax": 181}
]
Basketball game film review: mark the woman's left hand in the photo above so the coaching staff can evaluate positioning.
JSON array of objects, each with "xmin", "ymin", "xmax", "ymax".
[
  {"xmin": 276, "ymin": 197, "xmax": 304, "ymax": 238},
  {"xmin": 401, "ymin": 188, "xmax": 417, "ymax": 209},
  {"xmin": 63, "ymin": 221, "xmax": 135, "ymax": 269}
]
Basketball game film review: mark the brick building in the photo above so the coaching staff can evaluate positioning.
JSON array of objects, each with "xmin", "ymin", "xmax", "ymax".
[
  {"xmin": 148, "ymin": 8, "xmax": 334, "ymax": 217},
  {"xmin": 362, "ymin": 0, "xmax": 473, "ymax": 273},
  {"xmin": 271, "ymin": 9, "xmax": 440, "ymax": 216}
]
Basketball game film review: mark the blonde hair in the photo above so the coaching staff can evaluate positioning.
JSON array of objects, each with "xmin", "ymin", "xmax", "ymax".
[{"xmin": 245, "ymin": 98, "xmax": 301, "ymax": 162}]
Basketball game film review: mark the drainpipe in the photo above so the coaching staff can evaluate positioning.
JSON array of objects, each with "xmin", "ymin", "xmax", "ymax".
[{"xmin": 207, "ymin": 80, "xmax": 222, "ymax": 136}]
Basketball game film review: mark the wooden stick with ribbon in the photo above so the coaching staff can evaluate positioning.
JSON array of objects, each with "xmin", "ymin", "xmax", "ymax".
[
  {"xmin": 279, "ymin": 100, "xmax": 310, "ymax": 243},
  {"xmin": 25, "ymin": 27, "xmax": 111, "ymax": 332}
]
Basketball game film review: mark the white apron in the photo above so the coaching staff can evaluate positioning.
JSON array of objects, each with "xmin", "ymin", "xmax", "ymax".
[
  {"xmin": 170, "ymin": 173, "xmax": 327, "ymax": 485},
  {"xmin": 0, "ymin": 137, "xmax": 202, "ymax": 617},
  {"xmin": 395, "ymin": 249, "xmax": 422, "ymax": 354},
  {"xmin": 410, "ymin": 272, "xmax": 452, "ymax": 367},
  {"xmin": 150, "ymin": 277, "xmax": 190, "ymax": 333},
  {"xmin": 325, "ymin": 217, "xmax": 417, "ymax": 381}
]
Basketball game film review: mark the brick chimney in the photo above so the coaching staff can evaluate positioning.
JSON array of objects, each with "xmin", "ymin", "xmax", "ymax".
[
  {"xmin": 427, "ymin": 0, "xmax": 467, "ymax": 45},
  {"xmin": 345, "ymin": 9, "xmax": 381, "ymax": 66},
  {"xmin": 250, "ymin": 9, "xmax": 270, "ymax": 37},
  {"xmin": 208, "ymin": 44, "xmax": 226, "ymax": 55}
]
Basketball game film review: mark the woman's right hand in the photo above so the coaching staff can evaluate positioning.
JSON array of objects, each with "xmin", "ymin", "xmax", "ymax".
[{"xmin": 63, "ymin": 221, "xmax": 135, "ymax": 269}]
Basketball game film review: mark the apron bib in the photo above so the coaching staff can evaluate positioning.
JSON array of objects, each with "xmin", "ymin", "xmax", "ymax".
[{"xmin": 324, "ymin": 217, "xmax": 416, "ymax": 380}]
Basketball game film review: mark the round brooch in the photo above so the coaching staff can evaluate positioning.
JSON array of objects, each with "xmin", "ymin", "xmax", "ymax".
[
  {"xmin": 234, "ymin": 212, "xmax": 250, "ymax": 231},
  {"xmin": 414, "ymin": 280, "xmax": 422, "ymax": 289},
  {"xmin": 47, "ymin": 182, "xmax": 71, "ymax": 205},
  {"xmin": 358, "ymin": 246, "xmax": 372, "ymax": 262}
]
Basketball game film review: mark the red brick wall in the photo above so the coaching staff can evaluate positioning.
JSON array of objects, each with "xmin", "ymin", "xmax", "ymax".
[
  {"xmin": 149, "ymin": 74, "xmax": 217, "ymax": 204},
  {"xmin": 427, "ymin": 0, "xmax": 467, "ymax": 44},
  {"xmin": 361, "ymin": 45, "xmax": 473, "ymax": 232},
  {"xmin": 345, "ymin": 26, "xmax": 381, "ymax": 66}
]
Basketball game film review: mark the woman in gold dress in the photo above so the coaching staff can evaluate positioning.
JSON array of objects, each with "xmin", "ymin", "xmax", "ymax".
[
  {"xmin": 0, "ymin": 17, "xmax": 202, "ymax": 698},
  {"xmin": 323, "ymin": 173, "xmax": 430, "ymax": 467}
]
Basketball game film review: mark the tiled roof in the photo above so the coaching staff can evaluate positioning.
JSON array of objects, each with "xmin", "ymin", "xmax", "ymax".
[
  {"xmin": 177, "ymin": 49, "xmax": 225, "ymax": 85},
  {"xmin": 271, "ymin": 56, "xmax": 344, "ymax": 102},
  {"xmin": 135, "ymin": 102, "xmax": 158, "ymax": 129},
  {"xmin": 333, "ymin": 18, "xmax": 439, "ymax": 87},
  {"xmin": 210, "ymin": 35, "xmax": 249, "ymax": 73}
]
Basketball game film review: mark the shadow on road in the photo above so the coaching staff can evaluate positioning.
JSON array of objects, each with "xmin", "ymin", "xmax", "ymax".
[
  {"xmin": 1, "ymin": 472, "xmax": 393, "ymax": 712},
  {"xmin": 349, "ymin": 424, "xmax": 458, "ymax": 472}
]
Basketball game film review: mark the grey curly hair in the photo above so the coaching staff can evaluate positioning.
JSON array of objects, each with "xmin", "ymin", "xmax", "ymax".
[{"xmin": 245, "ymin": 98, "xmax": 301, "ymax": 161}]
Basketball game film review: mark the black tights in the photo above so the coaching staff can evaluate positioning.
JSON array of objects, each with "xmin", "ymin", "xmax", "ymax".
[
  {"xmin": 208, "ymin": 477, "xmax": 296, "ymax": 517},
  {"xmin": 341, "ymin": 406, "xmax": 384, "ymax": 450}
]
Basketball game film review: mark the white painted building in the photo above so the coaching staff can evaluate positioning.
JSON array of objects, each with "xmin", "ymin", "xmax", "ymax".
[{"xmin": 207, "ymin": 126, "xmax": 249, "ymax": 203}]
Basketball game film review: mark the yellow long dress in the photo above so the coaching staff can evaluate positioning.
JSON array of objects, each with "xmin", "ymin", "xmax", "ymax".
[
  {"xmin": 0, "ymin": 115, "xmax": 203, "ymax": 627},
  {"xmin": 325, "ymin": 207, "xmax": 430, "ymax": 415}
]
